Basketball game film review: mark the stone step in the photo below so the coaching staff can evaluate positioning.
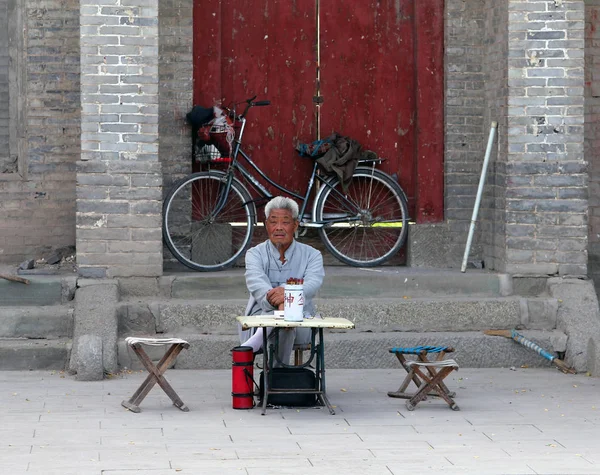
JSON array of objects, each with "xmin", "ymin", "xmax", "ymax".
[
  {"xmin": 0, "ymin": 306, "xmax": 74, "ymax": 338},
  {"xmin": 0, "ymin": 338, "xmax": 71, "ymax": 370},
  {"xmin": 158, "ymin": 268, "xmax": 515, "ymax": 300},
  {"xmin": 119, "ymin": 295, "xmax": 559, "ymax": 335},
  {"xmin": 117, "ymin": 330, "xmax": 566, "ymax": 370},
  {"xmin": 317, "ymin": 267, "xmax": 514, "ymax": 298},
  {"xmin": 0, "ymin": 276, "xmax": 76, "ymax": 306}
]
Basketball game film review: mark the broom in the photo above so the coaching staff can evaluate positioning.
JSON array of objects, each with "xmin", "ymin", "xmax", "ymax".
[{"xmin": 484, "ymin": 329, "xmax": 576, "ymax": 374}]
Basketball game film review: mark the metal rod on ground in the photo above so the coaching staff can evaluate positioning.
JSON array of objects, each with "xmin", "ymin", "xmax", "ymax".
[
  {"xmin": 484, "ymin": 329, "xmax": 577, "ymax": 374},
  {"xmin": 461, "ymin": 121, "xmax": 498, "ymax": 272},
  {"xmin": 510, "ymin": 330, "xmax": 576, "ymax": 374}
]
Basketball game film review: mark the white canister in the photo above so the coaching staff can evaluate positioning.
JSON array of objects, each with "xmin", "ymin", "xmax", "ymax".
[{"xmin": 283, "ymin": 284, "xmax": 304, "ymax": 322}]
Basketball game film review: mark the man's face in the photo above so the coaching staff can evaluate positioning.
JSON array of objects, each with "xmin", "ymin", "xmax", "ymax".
[{"xmin": 265, "ymin": 208, "xmax": 299, "ymax": 250}]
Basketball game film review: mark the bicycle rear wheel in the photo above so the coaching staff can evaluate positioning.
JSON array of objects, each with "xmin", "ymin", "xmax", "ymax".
[
  {"xmin": 163, "ymin": 171, "xmax": 255, "ymax": 271},
  {"xmin": 315, "ymin": 168, "xmax": 409, "ymax": 267}
]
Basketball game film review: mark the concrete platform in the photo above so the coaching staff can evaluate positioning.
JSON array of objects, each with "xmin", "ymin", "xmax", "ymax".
[
  {"xmin": 0, "ymin": 368, "xmax": 598, "ymax": 474},
  {"xmin": 119, "ymin": 296, "xmax": 558, "ymax": 334},
  {"xmin": 0, "ymin": 275, "xmax": 76, "ymax": 306},
  {"xmin": 0, "ymin": 307, "xmax": 73, "ymax": 338},
  {"xmin": 1, "ymin": 268, "xmax": 598, "ymax": 373},
  {"xmin": 0, "ymin": 339, "xmax": 71, "ymax": 370},
  {"xmin": 158, "ymin": 267, "xmax": 515, "ymax": 299},
  {"xmin": 117, "ymin": 330, "xmax": 564, "ymax": 370}
]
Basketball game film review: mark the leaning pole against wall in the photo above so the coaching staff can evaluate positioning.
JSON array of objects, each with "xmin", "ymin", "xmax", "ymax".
[{"xmin": 460, "ymin": 122, "xmax": 498, "ymax": 273}]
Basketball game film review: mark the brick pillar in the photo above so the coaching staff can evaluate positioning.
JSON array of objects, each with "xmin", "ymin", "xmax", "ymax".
[
  {"xmin": 504, "ymin": 0, "xmax": 587, "ymax": 275},
  {"xmin": 444, "ymin": 0, "xmax": 488, "ymax": 265},
  {"xmin": 585, "ymin": 1, "xmax": 600, "ymax": 291},
  {"xmin": 77, "ymin": 0, "xmax": 162, "ymax": 278}
]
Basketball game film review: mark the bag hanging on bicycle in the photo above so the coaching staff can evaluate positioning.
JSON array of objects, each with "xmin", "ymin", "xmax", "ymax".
[
  {"xmin": 186, "ymin": 105, "xmax": 214, "ymax": 128},
  {"xmin": 187, "ymin": 105, "xmax": 216, "ymax": 163},
  {"xmin": 188, "ymin": 105, "xmax": 234, "ymax": 164}
]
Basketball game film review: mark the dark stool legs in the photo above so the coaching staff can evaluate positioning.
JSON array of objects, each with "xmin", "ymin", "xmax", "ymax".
[{"xmin": 404, "ymin": 361, "xmax": 460, "ymax": 411}]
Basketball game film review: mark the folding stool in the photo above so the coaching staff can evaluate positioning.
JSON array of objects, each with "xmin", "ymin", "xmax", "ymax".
[
  {"xmin": 387, "ymin": 345, "xmax": 459, "ymax": 410},
  {"xmin": 121, "ymin": 337, "xmax": 190, "ymax": 413},
  {"xmin": 404, "ymin": 358, "xmax": 460, "ymax": 411}
]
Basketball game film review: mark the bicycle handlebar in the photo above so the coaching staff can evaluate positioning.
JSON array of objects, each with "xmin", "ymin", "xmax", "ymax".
[{"xmin": 239, "ymin": 97, "xmax": 270, "ymax": 118}]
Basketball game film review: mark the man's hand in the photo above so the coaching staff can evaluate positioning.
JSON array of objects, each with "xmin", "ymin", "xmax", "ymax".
[{"xmin": 266, "ymin": 286, "xmax": 285, "ymax": 308}]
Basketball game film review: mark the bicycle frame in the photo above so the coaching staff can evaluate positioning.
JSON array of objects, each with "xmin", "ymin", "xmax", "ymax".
[
  {"xmin": 235, "ymin": 147, "xmax": 371, "ymax": 228},
  {"xmin": 209, "ymin": 113, "xmax": 367, "ymax": 227},
  {"xmin": 165, "ymin": 99, "xmax": 410, "ymax": 271},
  {"xmin": 233, "ymin": 148, "xmax": 319, "ymax": 218}
]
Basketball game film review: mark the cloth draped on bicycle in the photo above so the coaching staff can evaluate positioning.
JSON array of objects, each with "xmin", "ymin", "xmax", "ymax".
[{"xmin": 296, "ymin": 133, "xmax": 378, "ymax": 192}]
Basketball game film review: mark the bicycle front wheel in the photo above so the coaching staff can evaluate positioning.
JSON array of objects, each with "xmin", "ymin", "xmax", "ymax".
[
  {"xmin": 163, "ymin": 171, "xmax": 255, "ymax": 271},
  {"xmin": 315, "ymin": 168, "xmax": 409, "ymax": 267}
]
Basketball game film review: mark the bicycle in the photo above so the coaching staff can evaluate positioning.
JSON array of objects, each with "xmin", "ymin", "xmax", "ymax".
[{"xmin": 163, "ymin": 97, "xmax": 410, "ymax": 271}]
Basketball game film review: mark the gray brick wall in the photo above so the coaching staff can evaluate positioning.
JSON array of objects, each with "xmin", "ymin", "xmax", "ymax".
[
  {"xmin": 77, "ymin": 0, "xmax": 162, "ymax": 278},
  {"xmin": 159, "ymin": 0, "xmax": 193, "ymax": 190},
  {"xmin": 0, "ymin": 0, "xmax": 79, "ymax": 264},
  {"xmin": 586, "ymin": 1, "xmax": 600, "ymax": 289},
  {"xmin": 0, "ymin": 0, "xmax": 9, "ymax": 170},
  {"xmin": 444, "ymin": 0, "xmax": 587, "ymax": 276},
  {"xmin": 0, "ymin": 0, "xmax": 592, "ymax": 277},
  {"xmin": 481, "ymin": 0, "xmax": 509, "ymax": 271},
  {"xmin": 158, "ymin": 0, "xmax": 193, "ymax": 270},
  {"xmin": 444, "ymin": 0, "xmax": 487, "ymax": 264},
  {"xmin": 503, "ymin": 0, "xmax": 586, "ymax": 275}
]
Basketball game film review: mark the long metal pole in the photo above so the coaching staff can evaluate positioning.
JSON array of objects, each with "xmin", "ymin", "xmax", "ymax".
[{"xmin": 460, "ymin": 121, "xmax": 498, "ymax": 273}]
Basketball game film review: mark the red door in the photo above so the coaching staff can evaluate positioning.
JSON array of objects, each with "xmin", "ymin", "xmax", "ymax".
[{"xmin": 193, "ymin": 0, "xmax": 444, "ymax": 222}]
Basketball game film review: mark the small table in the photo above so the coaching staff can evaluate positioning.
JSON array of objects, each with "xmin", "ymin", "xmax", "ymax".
[{"xmin": 236, "ymin": 316, "xmax": 355, "ymax": 415}]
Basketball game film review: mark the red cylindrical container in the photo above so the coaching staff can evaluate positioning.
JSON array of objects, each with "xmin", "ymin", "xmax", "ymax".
[{"xmin": 231, "ymin": 346, "xmax": 254, "ymax": 409}]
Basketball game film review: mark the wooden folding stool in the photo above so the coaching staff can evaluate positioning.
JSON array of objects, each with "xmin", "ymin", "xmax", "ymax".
[
  {"xmin": 387, "ymin": 345, "xmax": 457, "ymax": 403},
  {"xmin": 403, "ymin": 359, "xmax": 460, "ymax": 410},
  {"xmin": 121, "ymin": 337, "xmax": 190, "ymax": 413}
]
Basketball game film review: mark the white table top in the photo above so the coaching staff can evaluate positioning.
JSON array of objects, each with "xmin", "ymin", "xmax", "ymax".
[{"xmin": 236, "ymin": 315, "xmax": 355, "ymax": 330}]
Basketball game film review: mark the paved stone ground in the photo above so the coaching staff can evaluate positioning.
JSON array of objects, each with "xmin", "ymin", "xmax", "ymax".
[{"xmin": 1, "ymin": 368, "xmax": 599, "ymax": 475}]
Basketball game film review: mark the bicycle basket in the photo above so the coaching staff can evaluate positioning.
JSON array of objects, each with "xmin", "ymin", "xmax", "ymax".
[
  {"xmin": 209, "ymin": 126, "xmax": 233, "ymax": 161},
  {"xmin": 197, "ymin": 124, "xmax": 211, "ymax": 142},
  {"xmin": 194, "ymin": 142, "xmax": 229, "ymax": 164},
  {"xmin": 191, "ymin": 106, "xmax": 234, "ymax": 164},
  {"xmin": 193, "ymin": 125, "xmax": 232, "ymax": 163}
]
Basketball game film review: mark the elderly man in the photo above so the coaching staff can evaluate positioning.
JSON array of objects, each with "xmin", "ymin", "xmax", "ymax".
[{"xmin": 239, "ymin": 196, "xmax": 325, "ymax": 365}]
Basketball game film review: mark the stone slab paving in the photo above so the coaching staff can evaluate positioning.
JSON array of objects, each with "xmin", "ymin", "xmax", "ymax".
[{"xmin": 0, "ymin": 368, "xmax": 599, "ymax": 474}]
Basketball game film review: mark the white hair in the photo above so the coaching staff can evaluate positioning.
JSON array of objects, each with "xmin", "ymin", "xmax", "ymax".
[{"xmin": 264, "ymin": 196, "xmax": 299, "ymax": 220}]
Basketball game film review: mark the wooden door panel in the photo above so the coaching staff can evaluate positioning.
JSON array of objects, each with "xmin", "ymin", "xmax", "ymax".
[
  {"xmin": 193, "ymin": 0, "xmax": 444, "ymax": 222},
  {"xmin": 415, "ymin": 0, "xmax": 444, "ymax": 222},
  {"xmin": 319, "ymin": 0, "xmax": 417, "ymax": 211},
  {"xmin": 195, "ymin": 0, "xmax": 316, "ymax": 197}
]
